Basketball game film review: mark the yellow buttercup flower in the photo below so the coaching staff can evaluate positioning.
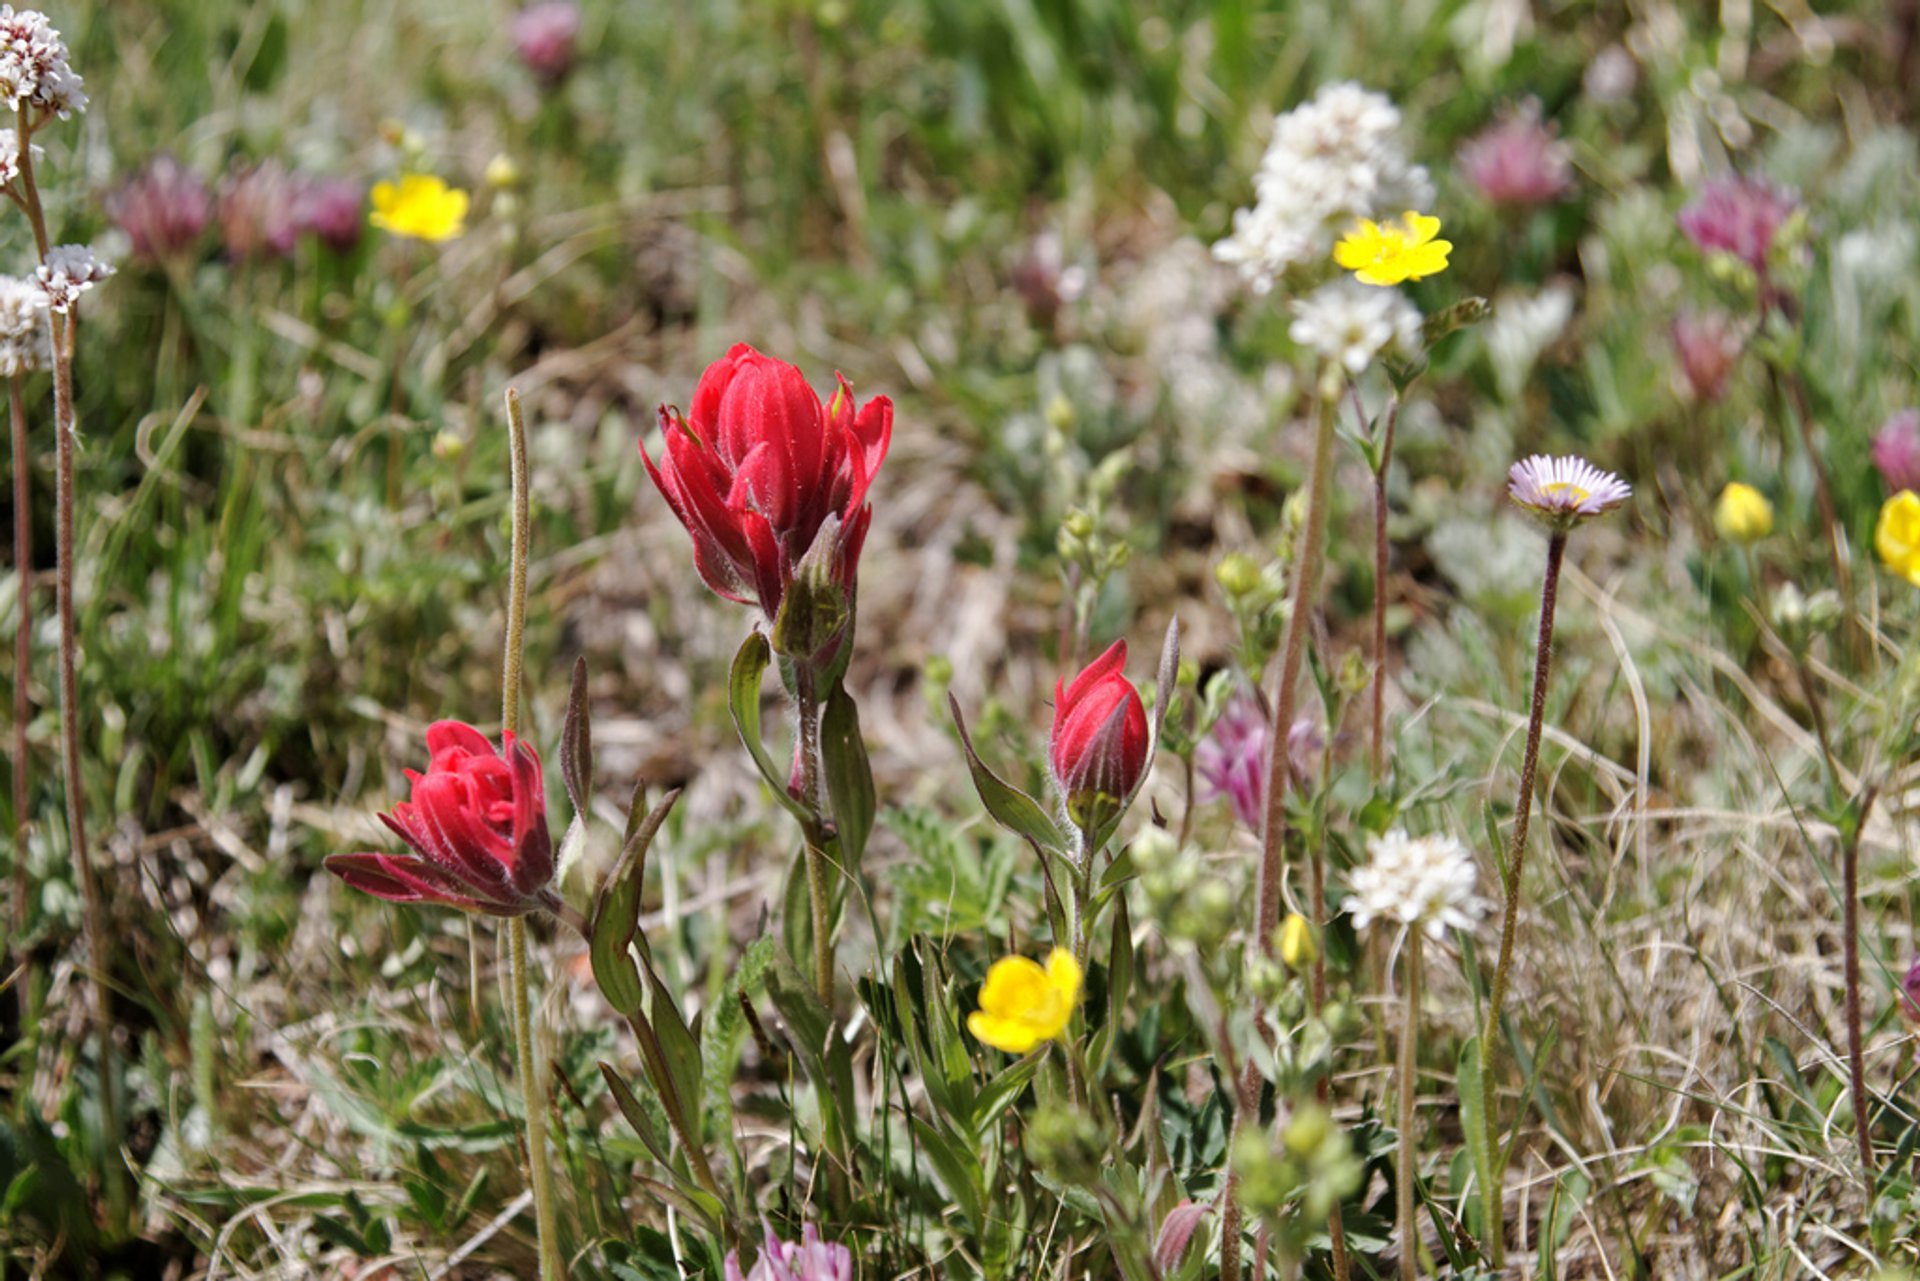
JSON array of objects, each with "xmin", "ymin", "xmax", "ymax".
[
  {"xmin": 1713, "ymin": 482, "xmax": 1773, "ymax": 544},
  {"xmin": 1876, "ymin": 490, "xmax": 1920, "ymax": 586},
  {"xmin": 369, "ymin": 173, "xmax": 470, "ymax": 243},
  {"xmin": 1333, "ymin": 211, "xmax": 1452, "ymax": 286},
  {"xmin": 967, "ymin": 949, "xmax": 1083, "ymax": 1053}
]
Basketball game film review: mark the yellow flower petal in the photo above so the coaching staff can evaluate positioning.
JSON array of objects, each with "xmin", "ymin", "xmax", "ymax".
[
  {"xmin": 1876, "ymin": 491, "xmax": 1920, "ymax": 586},
  {"xmin": 1334, "ymin": 210, "xmax": 1451, "ymax": 286},
  {"xmin": 969, "ymin": 948, "xmax": 1083, "ymax": 1053},
  {"xmin": 370, "ymin": 173, "xmax": 470, "ymax": 243}
]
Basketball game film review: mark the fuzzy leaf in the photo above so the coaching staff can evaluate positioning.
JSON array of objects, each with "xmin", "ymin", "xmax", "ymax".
[{"xmin": 949, "ymin": 691, "xmax": 1069, "ymax": 856}]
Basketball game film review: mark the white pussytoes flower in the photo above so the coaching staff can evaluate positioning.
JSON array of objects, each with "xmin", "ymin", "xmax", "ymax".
[
  {"xmin": 1289, "ymin": 277, "xmax": 1421, "ymax": 374},
  {"xmin": 0, "ymin": 6, "xmax": 86, "ymax": 119},
  {"xmin": 1348, "ymin": 828, "xmax": 1485, "ymax": 940},
  {"xmin": 35, "ymin": 243, "xmax": 112, "ymax": 313},
  {"xmin": 0, "ymin": 273, "xmax": 45, "ymax": 376},
  {"xmin": 1215, "ymin": 82, "xmax": 1433, "ymax": 294}
]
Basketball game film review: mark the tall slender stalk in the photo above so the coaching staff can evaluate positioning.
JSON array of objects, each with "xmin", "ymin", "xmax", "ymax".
[
  {"xmin": 12, "ymin": 107, "xmax": 123, "ymax": 1218},
  {"xmin": 1397, "ymin": 930, "xmax": 1423, "ymax": 1281},
  {"xmin": 1479, "ymin": 527, "xmax": 1567, "ymax": 1266},
  {"xmin": 502, "ymin": 388, "xmax": 563, "ymax": 1280},
  {"xmin": 10, "ymin": 376, "xmax": 31, "ymax": 1015},
  {"xmin": 1222, "ymin": 383, "xmax": 1342, "ymax": 1281},
  {"xmin": 1841, "ymin": 785, "xmax": 1880, "ymax": 1173},
  {"xmin": 1368, "ymin": 393, "xmax": 1401, "ymax": 783}
]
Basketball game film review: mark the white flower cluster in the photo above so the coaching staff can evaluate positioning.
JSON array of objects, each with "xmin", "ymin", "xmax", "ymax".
[
  {"xmin": 1289, "ymin": 277, "xmax": 1420, "ymax": 374},
  {"xmin": 1347, "ymin": 828, "xmax": 1485, "ymax": 940},
  {"xmin": 1214, "ymin": 82, "xmax": 1433, "ymax": 294},
  {"xmin": 35, "ymin": 243, "xmax": 111, "ymax": 313},
  {"xmin": 0, "ymin": 272, "xmax": 44, "ymax": 375},
  {"xmin": 0, "ymin": 6, "xmax": 86, "ymax": 119}
]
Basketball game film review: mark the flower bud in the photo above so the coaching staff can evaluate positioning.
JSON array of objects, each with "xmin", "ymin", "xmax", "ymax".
[
  {"xmin": 1050, "ymin": 641, "xmax": 1150, "ymax": 835},
  {"xmin": 1215, "ymin": 552, "xmax": 1263, "ymax": 598},
  {"xmin": 1713, "ymin": 482, "xmax": 1772, "ymax": 543},
  {"xmin": 1278, "ymin": 912, "xmax": 1318, "ymax": 970},
  {"xmin": 326, "ymin": 722, "xmax": 554, "ymax": 916}
]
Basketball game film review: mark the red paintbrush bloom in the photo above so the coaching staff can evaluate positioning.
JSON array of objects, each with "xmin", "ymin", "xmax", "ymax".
[
  {"xmin": 326, "ymin": 721, "xmax": 555, "ymax": 916},
  {"xmin": 642, "ymin": 343, "xmax": 892, "ymax": 664},
  {"xmin": 1050, "ymin": 640, "xmax": 1149, "ymax": 831}
]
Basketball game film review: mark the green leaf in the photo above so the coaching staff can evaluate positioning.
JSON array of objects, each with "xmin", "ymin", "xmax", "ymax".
[
  {"xmin": 643, "ymin": 958, "xmax": 706, "ymax": 1144},
  {"xmin": 911, "ymin": 1116, "xmax": 985, "ymax": 1232},
  {"xmin": 1457, "ymin": 1036, "xmax": 1497, "ymax": 1249},
  {"xmin": 949, "ymin": 691, "xmax": 1069, "ymax": 856},
  {"xmin": 820, "ymin": 682, "xmax": 876, "ymax": 867},
  {"xmin": 600, "ymin": 1062, "xmax": 673, "ymax": 1166},
  {"xmin": 560, "ymin": 655, "xmax": 593, "ymax": 817},
  {"xmin": 729, "ymin": 632, "xmax": 813, "ymax": 824},
  {"xmin": 590, "ymin": 786, "xmax": 681, "ymax": 1016}
]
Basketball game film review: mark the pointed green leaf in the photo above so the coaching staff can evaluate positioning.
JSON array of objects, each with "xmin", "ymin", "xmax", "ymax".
[
  {"xmin": 728, "ymin": 632, "xmax": 813, "ymax": 824},
  {"xmin": 820, "ymin": 682, "xmax": 876, "ymax": 868},
  {"xmin": 561, "ymin": 655, "xmax": 592, "ymax": 817},
  {"xmin": 589, "ymin": 786, "xmax": 680, "ymax": 1016},
  {"xmin": 949, "ymin": 691, "xmax": 1068, "ymax": 856}
]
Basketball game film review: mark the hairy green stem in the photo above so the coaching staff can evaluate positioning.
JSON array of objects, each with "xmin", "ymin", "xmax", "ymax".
[
  {"xmin": 792, "ymin": 669, "xmax": 834, "ymax": 1005},
  {"xmin": 1369, "ymin": 393, "xmax": 1401, "ymax": 784},
  {"xmin": 1398, "ymin": 930, "xmax": 1423, "ymax": 1281},
  {"xmin": 503, "ymin": 388, "xmax": 563, "ymax": 1279}
]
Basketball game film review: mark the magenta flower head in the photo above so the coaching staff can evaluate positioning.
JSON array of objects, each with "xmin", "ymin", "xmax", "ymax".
[
  {"xmin": 1050, "ymin": 641, "xmax": 1150, "ymax": 833},
  {"xmin": 513, "ymin": 1, "xmax": 582, "ymax": 84},
  {"xmin": 1873, "ymin": 410, "xmax": 1920, "ymax": 494},
  {"xmin": 1195, "ymin": 697, "xmax": 1322, "ymax": 831},
  {"xmin": 1508, "ymin": 454, "xmax": 1632, "ymax": 531},
  {"xmin": 325, "ymin": 721, "xmax": 555, "ymax": 916},
  {"xmin": 219, "ymin": 161, "xmax": 300, "ymax": 262},
  {"xmin": 1671, "ymin": 308, "xmax": 1743, "ymax": 403},
  {"xmin": 725, "ymin": 1223, "xmax": 853, "ymax": 1281},
  {"xmin": 1677, "ymin": 175, "xmax": 1799, "ymax": 275},
  {"xmin": 296, "ymin": 176, "xmax": 365, "ymax": 255},
  {"xmin": 1457, "ymin": 102, "xmax": 1573, "ymax": 207},
  {"xmin": 643, "ymin": 342, "xmax": 892, "ymax": 668},
  {"xmin": 107, "ymin": 155, "xmax": 212, "ymax": 263},
  {"xmin": 1902, "ymin": 958, "xmax": 1920, "ymax": 1025}
]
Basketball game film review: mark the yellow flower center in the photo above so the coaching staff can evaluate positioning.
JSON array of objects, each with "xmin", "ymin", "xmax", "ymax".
[{"xmin": 1540, "ymin": 480, "xmax": 1590, "ymax": 503}]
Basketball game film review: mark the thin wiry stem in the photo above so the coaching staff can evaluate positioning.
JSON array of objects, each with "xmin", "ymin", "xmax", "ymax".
[
  {"xmin": 16, "ymin": 101, "xmax": 124, "ymax": 1221},
  {"xmin": 1223, "ymin": 383, "xmax": 1342, "ymax": 1281},
  {"xmin": 502, "ymin": 387, "xmax": 563, "ymax": 1280},
  {"xmin": 10, "ymin": 375, "xmax": 31, "ymax": 1024},
  {"xmin": 1842, "ymin": 784, "xmax": 1880, "ymax": 1174},
  {"xmin": 1369, "ymin": 392, "xmax": 1401, "ymax": 783},
  {"xmin": 1398, "ymin": 930, "xmax": 1423, "ymax": 1281},
  {"xmin": 1480, "ymin": 527, "xmax": 1567, "ymax": 1267}
]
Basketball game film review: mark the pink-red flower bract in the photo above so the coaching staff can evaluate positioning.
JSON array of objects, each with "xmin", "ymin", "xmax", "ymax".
[
  {"xmin": 326, "ymin": 721, "xmax": 555, "ymax": 916},
  {"xmin": 642, "ymin": 343, "xmax": 892, "ymax": 636},
  {"xmin": 1050, "ymin": 640, "xmax": 1149, "ymax": 830}
]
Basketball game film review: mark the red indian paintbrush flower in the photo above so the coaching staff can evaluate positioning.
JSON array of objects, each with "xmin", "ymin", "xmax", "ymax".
[
  {"xmin": 642, "ymin": 343, "xmax": 892, "ymax": 664},
  {"xmin": 1050, "ymin": 640, "xmax": 1150, "ymax": 832},
  {"xmin": 326, "ymin": 721, "xmax": 555, "ymax": 916}
]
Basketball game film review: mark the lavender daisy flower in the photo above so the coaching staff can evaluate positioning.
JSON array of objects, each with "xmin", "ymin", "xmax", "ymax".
[{"xmin": 1507, "ymin": 454, "xmax": 1631, "ymax": 529}]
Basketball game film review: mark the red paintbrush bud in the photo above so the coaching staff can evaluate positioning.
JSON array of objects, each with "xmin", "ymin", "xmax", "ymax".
[
  {"xmin": 642, "ymin": 343, "xmax": 892, "ymax": 663},
  {"xmin": 1050, "ymin": 640, "xmax": 1150, "ymax": 832},
  {"xmin": 326, "ymin": 721, "xmax": 555, "ymax": 916}
]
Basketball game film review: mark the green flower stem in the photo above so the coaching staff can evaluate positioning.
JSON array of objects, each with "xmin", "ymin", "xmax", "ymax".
[
  {"xmin": 1480, "ymin": 526, "xmax": 1567, "ymax": 1267},
  {"xmin": 502, "ymin": 388, "xmax": 563, "ymax": 1280},
  {"xmin": 791, "ymin": 666, "xmax": 835, "ymax": 1005},
  {"xmin": 1397, "ymin": 930, "xmax": 1423, "ymax": 1281},
  {"xmin": 1223, "ymin": 380, "xmax": 1342, "ymax": 1281},
  {"xmin": 1369, "ymin": 392, "xmax": 1401, "ymax": 784}
]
